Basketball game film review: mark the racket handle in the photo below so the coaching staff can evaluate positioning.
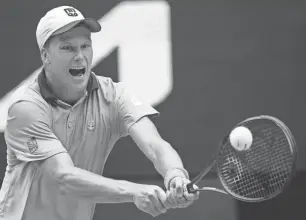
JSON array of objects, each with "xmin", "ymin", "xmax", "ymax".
[
  {"xmin": 186, "ymin": 184, "xmax": 228, "ymax": 195},
  {"xmin": 186, "ymin": 182, "xmax": 196, "ymax": 194}
]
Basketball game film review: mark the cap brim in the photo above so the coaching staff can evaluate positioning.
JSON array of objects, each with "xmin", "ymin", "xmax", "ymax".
[{"xmin": 52, "ymin": 18, "xmax": 101, "ymax": 36}]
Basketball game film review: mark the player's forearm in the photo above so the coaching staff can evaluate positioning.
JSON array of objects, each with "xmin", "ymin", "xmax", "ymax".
[
  {"xmin": 152, "ymin": 141, "xmax": 186, "ymax": 177},
  {"xmin": 58, "ymin": 166, "xmax": 138, "ymax": 203}
]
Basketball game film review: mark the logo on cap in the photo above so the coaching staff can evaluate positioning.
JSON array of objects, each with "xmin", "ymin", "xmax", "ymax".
[{"xmin": 64, "ymin": 8, "xmax": 78, "ymax": 17}]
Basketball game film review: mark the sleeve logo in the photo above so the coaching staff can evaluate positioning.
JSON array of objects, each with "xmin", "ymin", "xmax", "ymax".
[{"xmin": 27, "ymin": 137, "xmax": 38, "ymax": 154}]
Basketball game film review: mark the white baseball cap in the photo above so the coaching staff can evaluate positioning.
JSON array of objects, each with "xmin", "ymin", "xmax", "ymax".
[{"xmin": 36, "ymin": 6, "xmax": 101, "ymax": 50}]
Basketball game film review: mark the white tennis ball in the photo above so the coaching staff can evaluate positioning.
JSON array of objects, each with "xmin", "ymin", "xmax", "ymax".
[{"xmin": 229, "ymin": 126, "xmax": 253, "ymax": 151}]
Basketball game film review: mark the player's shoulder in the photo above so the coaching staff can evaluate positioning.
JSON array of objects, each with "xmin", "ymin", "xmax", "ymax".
[
  {"xmin": 7, "ymin": 100, "xmax": 51, "ymax": 133},
  {"xmin": 93, "ymin": 73, "xmax": 126, "ymax": 100},
  {"xmin": 94, "ymin": 73, "xmax": 121, "ymax": 88},
  {"xmin": 8, "ymin": 80, "xmax": 51, "ymax": 119},
  {"xmin": 9, "ymin": 100, "xmax": 45, "ymax": 121}
]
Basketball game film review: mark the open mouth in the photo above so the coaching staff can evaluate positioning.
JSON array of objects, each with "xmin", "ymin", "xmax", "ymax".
[{"xmin": 69, "ymin": 67, "xmax": 86, "ymax": 77}]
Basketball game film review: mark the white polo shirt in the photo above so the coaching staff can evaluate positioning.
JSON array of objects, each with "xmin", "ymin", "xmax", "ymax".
[{"xmin": 0, "ymin": 70, "xmax": 159, "ymax": 220}]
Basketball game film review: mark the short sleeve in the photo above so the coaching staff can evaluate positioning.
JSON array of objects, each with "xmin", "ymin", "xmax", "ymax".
[
  {"xmin": 4, "ymin": 101, "xmax": 67, "ymax": 162},
  {"xmin": 115, "ymin": 83, "xmax": 159, "ymax": 137}
]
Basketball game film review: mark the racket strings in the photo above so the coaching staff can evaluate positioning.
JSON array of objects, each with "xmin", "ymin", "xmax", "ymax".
[{"xmin": 217, "ymin": 121, "xmax": 294, "ymax": 201}]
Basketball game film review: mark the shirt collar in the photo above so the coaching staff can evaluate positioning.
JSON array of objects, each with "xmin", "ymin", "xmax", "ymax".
[{"xmin": 38, "ymin": 69, "xmax": 99, "ymax": 104}]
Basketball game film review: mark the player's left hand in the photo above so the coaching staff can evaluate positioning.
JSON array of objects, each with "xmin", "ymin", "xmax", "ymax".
[{"xmin": 165, "ymin": 177, "xmax": 199, "ymax": 209}]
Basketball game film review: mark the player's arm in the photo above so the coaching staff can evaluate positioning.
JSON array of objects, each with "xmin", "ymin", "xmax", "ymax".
[
  {"xmin": 38, "ymin": 152, "xmax": 140, "ymax": 203},
  {"xmin": 115, "ymin": 83, "xmax": 189, "ymax": 190},
  {"xmin": 115, "ymin": 83, "xmax": 197, "ymax": 208},
  {"xmin": 40, "ymin": 154, "xmax": 168, "ymax": 216},
  {"xmin": 129, "ymin": 117, "xmax": 189, "ymax": 189}
]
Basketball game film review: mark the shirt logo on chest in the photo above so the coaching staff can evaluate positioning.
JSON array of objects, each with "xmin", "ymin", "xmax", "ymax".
[{"xmin": 87, "ymin": 120, "xmax": 95, "ymax": 131}]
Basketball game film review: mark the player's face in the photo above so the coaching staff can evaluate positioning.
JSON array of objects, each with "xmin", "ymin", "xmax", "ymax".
[{"xmin": 44, "ymin": 26, "xmax": 93, "ymax": 90}]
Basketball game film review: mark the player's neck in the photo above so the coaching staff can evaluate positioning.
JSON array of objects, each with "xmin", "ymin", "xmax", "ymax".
[{"xmin": 45, "ymin": 72, "xmax": 87, "ymax": 106}]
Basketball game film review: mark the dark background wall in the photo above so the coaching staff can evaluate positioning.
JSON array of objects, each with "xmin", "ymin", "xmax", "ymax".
[{"xmin": 0, "ymin": 0, "xmax": 305, "ymax": 219}]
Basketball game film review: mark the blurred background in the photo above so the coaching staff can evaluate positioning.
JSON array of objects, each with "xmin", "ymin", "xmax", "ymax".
[{"xmin": 0, "ymin": 0, "xmax": 305, "ymax": 219}]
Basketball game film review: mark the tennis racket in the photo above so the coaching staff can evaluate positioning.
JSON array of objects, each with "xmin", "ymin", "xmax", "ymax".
[{"xmin": 186, "ymin": 115, "xmax": 297, "ymax": 202}]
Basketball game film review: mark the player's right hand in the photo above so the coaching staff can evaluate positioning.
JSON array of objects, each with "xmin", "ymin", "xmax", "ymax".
[{"xmin": 133, "ymin": 185, "xmax": 168, "ymax": 217}]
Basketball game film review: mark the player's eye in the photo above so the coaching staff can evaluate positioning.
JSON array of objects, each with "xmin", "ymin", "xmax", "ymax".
[
  {"xmin": 81, "ymin": 43, "xmax": 91, "ymax": 49},
  {"xmin": 61, "ymin": 45, "xmax": 74, "ymax": 51}
]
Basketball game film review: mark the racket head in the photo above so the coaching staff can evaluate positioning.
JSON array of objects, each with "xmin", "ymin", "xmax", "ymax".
[{"xmin": 216, "ymin": 115, "xmax": 297, "ymax": 202}]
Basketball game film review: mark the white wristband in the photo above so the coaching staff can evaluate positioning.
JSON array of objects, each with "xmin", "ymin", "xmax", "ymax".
[{"xmin": 164, "ymin": 167, "xmax": 189, "ymax": 190}]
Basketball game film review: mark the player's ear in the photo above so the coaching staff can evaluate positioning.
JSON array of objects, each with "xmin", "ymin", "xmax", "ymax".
[{"xmin": 41, "ymin": 47, "xmax": 51, "ymax": 65}]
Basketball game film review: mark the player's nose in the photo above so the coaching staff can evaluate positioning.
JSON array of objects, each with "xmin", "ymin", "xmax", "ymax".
[{"xmin": 74, "ymin": 49, "xmax": 85, "ymax": 62}]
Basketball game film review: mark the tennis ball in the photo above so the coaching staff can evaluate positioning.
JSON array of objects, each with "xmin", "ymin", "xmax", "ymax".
[{"xmin": 229, "ymin": 126, "xmax": 253, "ymax": 151}]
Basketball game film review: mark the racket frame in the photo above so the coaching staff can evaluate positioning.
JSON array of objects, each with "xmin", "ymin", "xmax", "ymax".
[{"xmin": 187, "ymin": 115, "xmax": 298, "ymax": 203}]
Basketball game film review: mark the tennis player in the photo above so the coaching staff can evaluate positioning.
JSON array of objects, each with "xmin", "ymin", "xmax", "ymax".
[{"xmin": 0, "ymin": 6, "xmax": 198, "ymax": 220}]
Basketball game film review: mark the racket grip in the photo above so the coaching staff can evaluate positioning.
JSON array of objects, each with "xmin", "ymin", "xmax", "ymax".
[{"xmin": 186, "ymin": 182, "xmax": 196, "ymax": 194}]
